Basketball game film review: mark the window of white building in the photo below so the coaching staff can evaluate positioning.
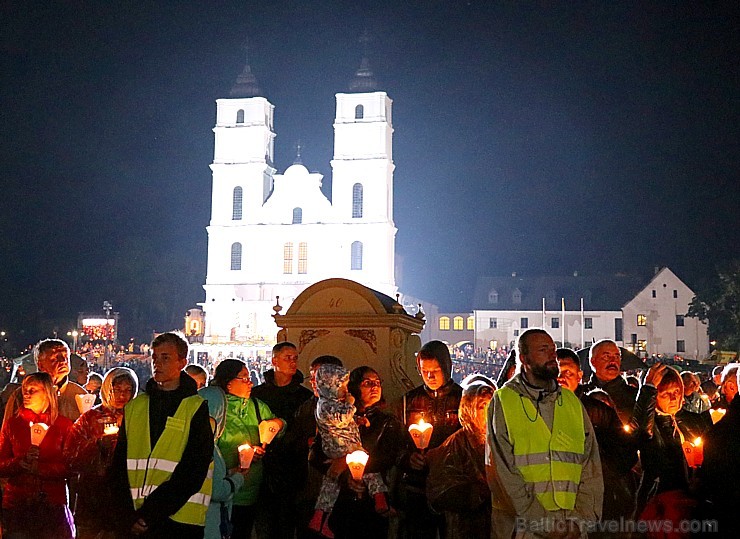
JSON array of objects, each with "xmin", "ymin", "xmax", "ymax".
[
  {"xmin": 453, "ymin": 316, "xmax": 464, "ymax": 330},
  {"xmin": 283, "ymin": 243, "xmax": 293, "ymax": 274},
  {"xmin": 489, "ymin": 318, "xmax": 497, "ymax": 329},
  {"xmin": 351, "ymin": 241, "xmax": 363, "ymax": 270},
  {"xmin": 352, "ymin": 183, "xmax": 363, "ymax": 218},
  {"xmin": 236, "ymin": 109, "xmax": 245, "ymax": 124},
  {"xmin": 520, "ymin": 317, "xmax": 528, "ymax": 329},
  {"xmin": 637, "ymin": 314, "xmax": 647, "ymax": 326},
  {"xmin": 551, "ymin": 317, "xmax": 559, "ymax": 329},
  {"xmin": 355, "ymin": 104, "xmax": 364, "ymax": 119},
  {"xmin": 292, "ymin": 207, "xmax": 302, "ymax": 224},
  {"xmin": 298, "ymin": 242, "xmax": 307, "ymax": 274},
  {"xmin": 230, "ymin": 243, "xmax": 242, "ymax": 270},
  {"xmin": 585, "ymin": 317, "xmax": 593, "ymax": 329},
  {"xmin": 677, "ymin": 340, "xmax": 686, "ymax": 353},
  {"xmin": 232, "ymin": 187, "xmax": 243, "ymax": 220},
  {"xmin": 467, "ymin": 316, "xmax": 475, "ymax": 330},
  {"xmin": 439, "ymin": 316, "xmax": 450, "ymax": 330},
  {"xmin": 676, "ymin": 315, "xmax": 684, "ymax": 327}
]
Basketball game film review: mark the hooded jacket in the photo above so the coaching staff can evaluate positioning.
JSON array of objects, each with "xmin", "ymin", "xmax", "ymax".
[
  {"xmin": 486, "ymin": 373, "xmax": 603, "ymax": 539},
  {"xmin": 315, "ymin": 364, "xmax": 363, "ymax": 459},
  {"xmin": 111, "ymin": 371, "xmax": 213, "ymax": 533},
  {"xmin": 198, "ymin": 386, "xmax": 245, "ymax": 539}
]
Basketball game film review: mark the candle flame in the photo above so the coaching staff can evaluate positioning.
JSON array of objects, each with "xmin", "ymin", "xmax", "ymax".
[{"xmin": 693, "ymin": 437, "xmax": 702, "ymax": 447}]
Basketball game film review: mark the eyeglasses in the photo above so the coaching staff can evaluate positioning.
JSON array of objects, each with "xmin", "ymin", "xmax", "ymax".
[
  {"xmin": 360, "ymin": 379, "xmax": 382, "ymax": 388},
  {"xmin": 234, "ymin": 377, "xmax": 252, "ymax": 384}
]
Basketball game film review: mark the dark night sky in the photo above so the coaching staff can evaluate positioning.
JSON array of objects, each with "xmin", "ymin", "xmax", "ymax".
[{"xmin": 1, "ymin": 1, "xmax": 738, "ymax": 342}]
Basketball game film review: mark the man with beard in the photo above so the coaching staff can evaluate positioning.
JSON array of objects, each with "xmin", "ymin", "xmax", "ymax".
[
  {"xmin": 486, "ymin": 329, "xmax": 603, "ymax": 539},
  {"xmin": 582, "ymin": 340, "xmax": 637, "ymax": 425}
]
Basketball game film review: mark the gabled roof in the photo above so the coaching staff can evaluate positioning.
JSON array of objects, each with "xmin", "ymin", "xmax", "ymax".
[{"xmin": 472, "ymin": 273, "xmax": 645, "ymax": 311}]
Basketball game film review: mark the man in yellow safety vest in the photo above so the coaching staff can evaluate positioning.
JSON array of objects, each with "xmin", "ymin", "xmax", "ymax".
[
  {"xmin": 111, "ymin": 331, "xmax": 214, "ymax": 538},
  {"xmin": 486, "ymin": 329, "xmax": 603, "ymax": 539}
]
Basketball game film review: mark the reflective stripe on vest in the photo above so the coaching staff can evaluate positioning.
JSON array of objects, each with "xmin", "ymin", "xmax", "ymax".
[
  {"xmin": 498, "ymin": 386, "xmax": 585, "ymax": 511},
  {"xmin": 125, "ymin": 393, "xmax": 213, "ymax": 526}
]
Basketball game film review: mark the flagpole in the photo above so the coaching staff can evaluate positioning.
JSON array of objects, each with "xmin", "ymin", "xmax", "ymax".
[
  {"xmin": 561, "ymin": 297, "xmax": 565, "ymax": 346},
  {"xmin": 580, "ymin": 297, "xmax": 585, "ymax": 349},
  {"xmin": 542, "ymin": 298, "xmax": 546, "ymax": 328}
]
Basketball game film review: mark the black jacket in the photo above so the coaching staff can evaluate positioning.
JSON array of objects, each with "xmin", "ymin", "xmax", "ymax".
[
  {"xmin": 583, "ymin": 374, "xmax": 638, "ymax": 425},
  {"xmin": 111, "ymin": 372, "xmax": 213, "ymax": 535},
  {"xmin": 251, "ymin": 369, "xmax": 313, "ymax": 423}
]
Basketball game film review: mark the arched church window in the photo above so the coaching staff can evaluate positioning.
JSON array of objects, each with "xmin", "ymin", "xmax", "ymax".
[
  {"xmin": 232, "ymin": 187, "xmax": 243, "ymax": 220},
  {"xmin": 352, "ymin": 183, "xmax": 363, "ymax": 218},
  {"xmin": 230, "ymin": 243, "xmax": 242, "ymax": 270},
  {"xmin": 351, "ymin": 241, "xmax": 363, "ymax": 270},
  {"xmin": 236, "ymin": 109, "xmax": 245, "ymax": 124},
  {"xmin": 298, "ymin": 242, "xmax": 308, "ymax": 274},
  {"xmin": 292, "ymin": 207, "xmax": 302, "ymax": 224},
  {"xmin": 439, "ymin": 317, "xmax": 450, "ymax": 331},
  {"xmin": 283, "ymin": 243, "xmax": 293, "ymax": 274},
  {"xmin": 453, "ymin": 316, "xmax": 464, "ymax": 330},
  {"xmin": 355, "ymin": 104, "xmax": 364, "ymax": 120},
  {"xmin": 467, "ymin": 316, "xmax": 475, "ymax": 330}
]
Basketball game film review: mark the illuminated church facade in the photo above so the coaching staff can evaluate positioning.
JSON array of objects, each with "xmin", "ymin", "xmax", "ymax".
[{"xmin": 199, "ymin": 54, "xmax": 398, "ymax": 346}]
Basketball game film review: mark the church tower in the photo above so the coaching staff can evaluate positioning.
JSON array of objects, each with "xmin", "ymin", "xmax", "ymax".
[
  {"xmin": 330, "ymin": 37, "xmax": 397, "ymax": 296},
  {"xmin": 202, "ymin": 52, "xmax": 277, "ymax": 343}
]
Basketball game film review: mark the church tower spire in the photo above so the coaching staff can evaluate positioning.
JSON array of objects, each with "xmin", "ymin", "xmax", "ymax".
[
  {"xmin": 348, "ymin": 30, "xmax": 378, "ymax": 93},
  {"xmin": 230, "ymin": 38, "xmax": 262, "ymax": 97}
]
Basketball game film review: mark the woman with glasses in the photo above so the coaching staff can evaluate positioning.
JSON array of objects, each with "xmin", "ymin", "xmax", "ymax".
[
  {"xmin": 65, "ymin": 367, "xmax": 138, "ymax": 538},
  {"xmin": 0, "ymin": 372, "xmax": 75, "ymax": 538},
  {"xmin": 211, "ymin": 359, "xmax": 284, "ymax": 539},
  {"xmin": 310, "ymin": 365, "xmax": 406, "ymax": 539}
]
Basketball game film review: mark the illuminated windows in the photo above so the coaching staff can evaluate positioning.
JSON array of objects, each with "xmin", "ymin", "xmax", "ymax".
[
  {"xmin": 467, "ymin": 316, "xmax": 474, "ymax": 330},
  {"xmin": 637, "ymin": 314, "xmax": 647, "ymax": 326},
  {"xmin": 439, "ymin": 316, "xmax": 450, "ymax": 330},
  {"xmin": 232, "ymin": 187, "xmax": 243, "ymax": 220},
  {"xmin": 351, "ymin": 241, "xmax": 363, "ymax": 270},
  {"xmin": 637, "ymin": 340, "xmax": 647, "ymax": 352},
  {"xmin": 355, "ymin": 104, "xmax": 364, "ymax": 119},
  {"xmin": 283, "ymin": 243, "xmax": 293, "ymax": 274},
  {"xmin": 298, "ymin": 242, "xmax": 307, "ymax": 274},
  {"xmin": 292, "ymin": 207, "xmax": 302, "ymax": 224},
  {"xmin": 230, "ymin": 243, "xmax": 242, "ymax": 270},
  {"xmin": 352, "ymin": 183, "xmax": 363, "ymax": 218},
  {"xmin": 453, "ymin": 316, "xmax": 464, "ymax": 330},
  {"xmin": 236, "ymin": 109, "xmax": 245, "ymax": 124}
]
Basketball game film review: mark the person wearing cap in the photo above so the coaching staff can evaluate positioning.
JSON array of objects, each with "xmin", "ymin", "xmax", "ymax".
[
  {"xmin": 487, "ymin": 329, "xmax": 603, "ymax": 538},
  {"xmin": 396, "ymin": 340, "xmax": 462, "ymax": 539}
]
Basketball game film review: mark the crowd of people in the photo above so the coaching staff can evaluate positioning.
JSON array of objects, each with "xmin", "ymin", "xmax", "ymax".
[{"xmin": 0, "ymin": 329, "xmax": 735, "ymax": 538}]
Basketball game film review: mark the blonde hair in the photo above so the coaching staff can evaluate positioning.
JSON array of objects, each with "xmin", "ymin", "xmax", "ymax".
[{"xmin": 22, "ymin": 372, "xmax": 59, "ymax": 424}]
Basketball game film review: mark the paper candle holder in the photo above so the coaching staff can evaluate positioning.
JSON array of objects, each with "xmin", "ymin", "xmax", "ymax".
[
  {"xmin": 258, "ymin": 420, "xmax": 279, "ymax": 445},
  {"xmin": 238, "ymin": 443, "xmax": 255, "ymax": 469},
  {"xmin": 29, "ymin": 422, "xmax": 49, "ymax": 446},
  {"xmin": 75, "ymin": 394, "xmax": 96, "ymax": 414},
  {"xmin": 346, "ymin": 450, "xmax": 369, "ymax": 481},
  {"xmin": 408, "ymin": 419, "xmax": 433, "ymax": 450}
]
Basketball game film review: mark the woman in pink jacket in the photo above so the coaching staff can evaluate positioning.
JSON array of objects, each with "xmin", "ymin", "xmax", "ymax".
[{"xmin": 0, "ymin": 371, "xmax": 75, "ymax": 538}]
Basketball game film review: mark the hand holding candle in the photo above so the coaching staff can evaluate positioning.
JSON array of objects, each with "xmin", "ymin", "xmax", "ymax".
[
  {"xmin": 710, "ymin": 408, "xmax": 726, "ymax": 424},
  {"xmin": 408, "ymin": 418, "xmax": 433, "ymax": 451},
  {"xmin": 103, "ymin": 423, "xmax": 119, "ymax": 436}
]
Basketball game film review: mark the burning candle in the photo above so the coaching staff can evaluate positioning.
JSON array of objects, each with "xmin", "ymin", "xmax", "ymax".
[
  {"xmin": 29, "ymin": 422, "xmax": 49, "ymax": 446},
  {"xmin": 408, "ymin": 418, "xmax": 434, "ymax": 450},
  {"xmin": 692, "ymin": 437, "xmax": 703, "ymax": 467},
  {"xmin": 238, "ymin": 443, "xmax": 255, "ymax": 469},
  {"xmin": 346, "ymin": 450, "xmax": 369, "ymax": 481},
  {"xmin": 623, "ymin": 424, "xmax": 632, "ymax": 434},
  {"xmin": 103, "ymin": 423, "xmax": 119, "ymax": 436}
]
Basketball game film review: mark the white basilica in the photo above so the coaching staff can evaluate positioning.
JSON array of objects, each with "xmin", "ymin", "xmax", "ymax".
[{"xmin": 199, "ymin": 53, "xmax": 398, "ymax": 346}]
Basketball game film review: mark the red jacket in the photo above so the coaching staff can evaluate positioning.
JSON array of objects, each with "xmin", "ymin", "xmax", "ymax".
[{"xmin": 0, "ymin": 407, "xmax": 73, "ymax": 508}]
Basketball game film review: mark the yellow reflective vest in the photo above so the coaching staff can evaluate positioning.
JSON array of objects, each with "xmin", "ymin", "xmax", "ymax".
[
  {"xmin": 498, "ymin": 385, "xmax": 584, "ymax": 511},
  {"xmin": 125, "ymin": 394, "xmax": 213, "ymax": 526}
]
